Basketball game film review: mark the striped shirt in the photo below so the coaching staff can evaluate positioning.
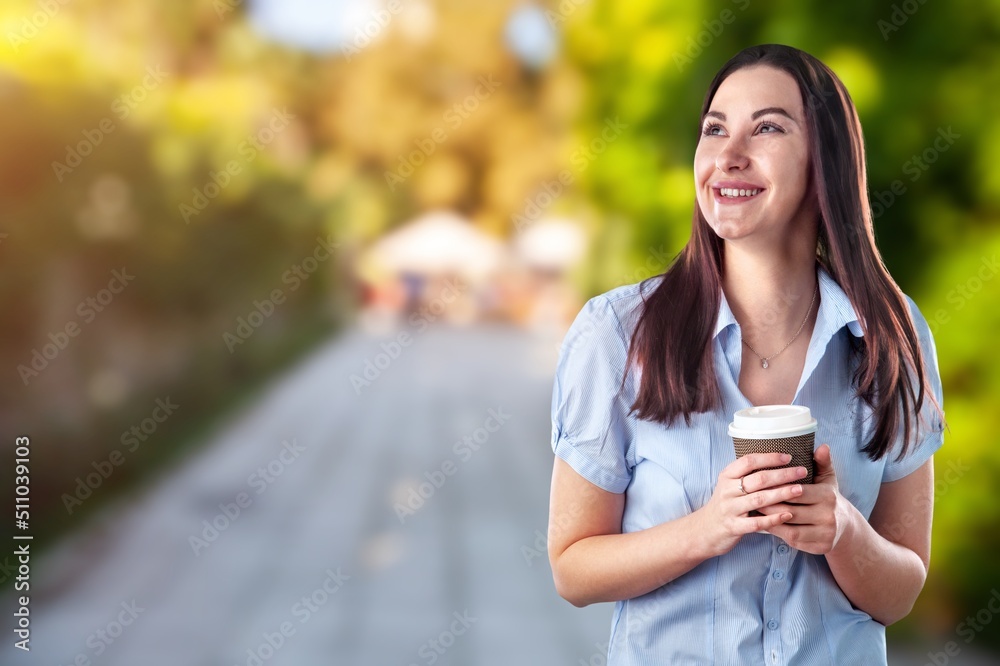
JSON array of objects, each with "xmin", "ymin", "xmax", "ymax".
[{"xmin": 550, "ymin": 263, "xmax": 945, "ymax": 665}]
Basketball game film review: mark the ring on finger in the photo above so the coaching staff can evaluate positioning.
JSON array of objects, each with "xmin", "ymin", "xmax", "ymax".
[{"xmin": 738, "ymin": 476, "xmax": 748, "ymax": 495}]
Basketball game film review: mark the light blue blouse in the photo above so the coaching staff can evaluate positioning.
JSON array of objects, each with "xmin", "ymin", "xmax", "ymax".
[{"xmin": 550, "ymin": 264, "xmax": 945, "ymax": 665}]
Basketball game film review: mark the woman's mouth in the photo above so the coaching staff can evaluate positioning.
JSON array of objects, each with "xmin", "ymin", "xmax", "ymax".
[{"xmin": 712, "ymin": 187, "xmax": 764, "ymax": 204}]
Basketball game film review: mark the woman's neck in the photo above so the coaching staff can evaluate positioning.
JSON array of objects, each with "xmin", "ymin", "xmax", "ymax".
[{"xmin": 720, "ymin": 242, "xmax": 819, "ymax": 343}]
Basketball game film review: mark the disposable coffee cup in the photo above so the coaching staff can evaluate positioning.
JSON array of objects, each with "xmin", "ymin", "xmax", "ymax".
[{"xmin": 728, "ymin": 405, "xmax": 818, "ymax": 483}]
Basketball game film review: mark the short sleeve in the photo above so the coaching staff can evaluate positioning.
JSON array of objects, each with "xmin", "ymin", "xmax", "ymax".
[
  {"xmin": 881, "ymin": 295, "xmax": 946, "ymax": 483},
  {"xmin": 550, "ymin": 294, "xmax": 635, "ymax": 493}
]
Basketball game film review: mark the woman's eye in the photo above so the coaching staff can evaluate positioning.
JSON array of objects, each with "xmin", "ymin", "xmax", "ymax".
[
  {"xmin": 702, "ymin": 123, "xmax": 724, "ymax": 136},
  {"xmin": 757, "ymin": 122, "xmax": 784, "ymax": 134}
]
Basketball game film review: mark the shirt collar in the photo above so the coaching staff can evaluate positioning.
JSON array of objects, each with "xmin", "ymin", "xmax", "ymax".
[{"xmin": 714, "ymin": 263, "xmax": 864, "ymax": 340}]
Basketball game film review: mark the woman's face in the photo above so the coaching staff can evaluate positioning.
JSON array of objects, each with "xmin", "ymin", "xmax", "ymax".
[{"xmin": 694, "ymin": 65, "xmax": 815, "ymax": 245}]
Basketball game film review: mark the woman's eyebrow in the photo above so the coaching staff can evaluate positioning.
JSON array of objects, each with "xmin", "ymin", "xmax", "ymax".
[
  {"xmin": 751, "ymin": 106, "xmax": 796, "ymax": 122},
  {"xmin": 704, "ymin": 107, "xmax": 798, "ymax": 123}
]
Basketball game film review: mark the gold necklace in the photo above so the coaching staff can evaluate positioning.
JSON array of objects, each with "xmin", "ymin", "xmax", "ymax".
[{"xmin": 740, "ymin": 285, "xmax": 818, "ymax": 369}]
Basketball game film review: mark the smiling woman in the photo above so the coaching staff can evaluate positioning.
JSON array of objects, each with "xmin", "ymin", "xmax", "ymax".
[
  {"xmin": 695, "ymin": 68, "xmax": 815, "ymax": 252},
  {"xmin": 547, "ymin": 44, "xmax": 946, "ymax": 665}
]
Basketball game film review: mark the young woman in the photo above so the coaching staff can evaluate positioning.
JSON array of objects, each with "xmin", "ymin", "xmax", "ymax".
[{"xmin": 547, "ymin": 44, "xmax": 946, "ymax": 664}]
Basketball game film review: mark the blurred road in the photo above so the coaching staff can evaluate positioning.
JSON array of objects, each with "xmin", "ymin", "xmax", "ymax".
[
  {"xmin": 4, "ymin": 321, "xmax": 992, "ymax": 665},
  {"xmin": 4, "ymin": 322, "xmax": 612, "ymax": 665}
]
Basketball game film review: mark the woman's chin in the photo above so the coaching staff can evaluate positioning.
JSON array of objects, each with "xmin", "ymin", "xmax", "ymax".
[{"xmin": 707, "ymin": 219, "xmax": 757, "ymax": 241}]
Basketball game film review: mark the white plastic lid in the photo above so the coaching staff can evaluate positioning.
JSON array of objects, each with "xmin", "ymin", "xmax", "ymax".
[{"xmin": 728, "ymin": 405, "xmax": 817, "ymax": 439}]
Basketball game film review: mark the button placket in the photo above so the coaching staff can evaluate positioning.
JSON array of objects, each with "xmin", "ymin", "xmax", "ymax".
[{"xmin": 762, "ymin": 539, "xmax": 791, "ymax": 664}]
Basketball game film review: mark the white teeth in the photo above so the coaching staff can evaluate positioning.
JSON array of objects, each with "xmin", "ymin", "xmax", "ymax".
[{"xmin": 719, "ymin": 187, "xmax": 760, "ymax": 198}]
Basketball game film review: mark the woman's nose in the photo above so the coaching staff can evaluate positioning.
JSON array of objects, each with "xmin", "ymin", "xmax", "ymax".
[{"xmin": 715, "ymin": 137, "xmax": 750, "ymax": 172}]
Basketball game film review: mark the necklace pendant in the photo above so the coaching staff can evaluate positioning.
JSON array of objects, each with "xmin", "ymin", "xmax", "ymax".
[{"xmin": 761, "ymin": 359, "xmax": 769, "ymax": 369}]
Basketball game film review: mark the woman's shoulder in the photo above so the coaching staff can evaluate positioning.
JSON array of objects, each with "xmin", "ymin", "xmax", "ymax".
[
  {"xmin": 582, "ymin": 274, "xmax": 664, "ymax": 339},
  {"xmin": 898, "ymin": 290, "xmax": 936, "ymax": 346}
]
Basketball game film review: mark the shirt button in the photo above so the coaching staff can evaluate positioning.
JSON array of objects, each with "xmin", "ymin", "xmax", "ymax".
[
  {"xmin": 767, "ymin": 619, "xmax": 779, "ymax": 631},
  {"xmin": 777, "ymin": 543, "xmax": 789, "ymax": 554},
  {"xmin": 772, "ymin": 570, "xmax": 785, "ymax": 580}
]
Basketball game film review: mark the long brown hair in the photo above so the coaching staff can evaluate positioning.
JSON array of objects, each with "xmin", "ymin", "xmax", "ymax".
[{"xmin": 622, "ymin": 44, "xmax": 943, "ymax": 462}]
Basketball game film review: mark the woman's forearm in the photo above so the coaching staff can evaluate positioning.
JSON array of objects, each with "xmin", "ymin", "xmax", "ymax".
[
  {"xmin": 824, "ymin": 502, "xmax": 928, "ymax": 625},
  {"xmin": 551, "ymin": 510, "xmax": 716, "ymax": 607}
]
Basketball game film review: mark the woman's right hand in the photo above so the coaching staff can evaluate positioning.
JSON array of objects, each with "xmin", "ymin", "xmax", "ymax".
[{"xmin": 695, "ymin": 452, "xmax": 809, "ymax": 558}]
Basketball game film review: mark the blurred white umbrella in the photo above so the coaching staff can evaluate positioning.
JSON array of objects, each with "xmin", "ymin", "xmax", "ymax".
[
  {"xmin": 363, "ymin": 210, "xmax": 506, "ymax": 281},
  {"xmin": 514, "ymin": 217, "xmax": 587, "ymax": 271}
]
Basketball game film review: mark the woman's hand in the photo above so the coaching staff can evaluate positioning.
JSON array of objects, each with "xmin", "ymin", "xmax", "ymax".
[
  {"xmin": 757, "ymin": 443, "xmax": 852, "ymax": 555},
  {"xmin": 695, "ymin": 452, "xmax": 808, "ymax": 558}
]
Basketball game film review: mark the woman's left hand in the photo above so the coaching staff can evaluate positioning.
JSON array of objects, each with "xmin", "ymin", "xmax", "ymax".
[{"xmin": 758, "ymin": 443, "xmax": 852, "ymax": 555}]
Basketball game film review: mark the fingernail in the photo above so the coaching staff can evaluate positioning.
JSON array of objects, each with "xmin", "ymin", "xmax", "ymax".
[{"xmin": 781, "ymin": 453, "xmax": 792, "ymax": 462}]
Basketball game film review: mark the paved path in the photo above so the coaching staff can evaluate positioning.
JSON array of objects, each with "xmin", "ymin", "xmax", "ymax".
[{"xmin": 4, "ymin": 322, "xmax": 612, "ymax": 665}]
